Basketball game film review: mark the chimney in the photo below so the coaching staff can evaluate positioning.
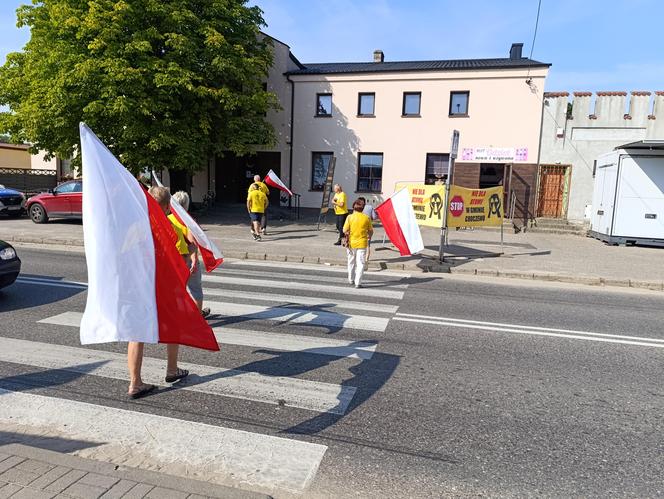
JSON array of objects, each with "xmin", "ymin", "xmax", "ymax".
[
  {"xmin": 373, "ymin": 50, "xmax": 384, "ymax": 63},
  {"xmin": 509, "ymin": 42, "xmax": 523, "ymax": 60}
]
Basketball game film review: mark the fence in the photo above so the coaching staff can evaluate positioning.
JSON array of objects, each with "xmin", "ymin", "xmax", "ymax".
[{"xmin": 0, "ymin": 168, "xmax": 58, "ymax": 195}]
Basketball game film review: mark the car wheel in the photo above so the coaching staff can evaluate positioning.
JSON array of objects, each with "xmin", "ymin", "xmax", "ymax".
[{"xmin": 29, "ymin": 204, "xmax": 48, "ymax": 224}]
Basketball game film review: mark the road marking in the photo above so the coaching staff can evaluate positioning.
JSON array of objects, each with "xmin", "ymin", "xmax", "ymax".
[
  {"xmin": 226, "ymin": 258, "xmax": 412, "ymax": 277},
  {"xmin": 215, "ymin": 268, "xmax": 409, "ymax": 288},
  {"xmin": 0, "ymin": 389, "xmax": 327, "ymax": 492},
  {"xmin": 393, "ymin": 312, "xmax": 664, "ymax": 348},
  {"xmin": 203, "ymin": 287, "xmax": 399, "ymax": 314},
  {"xmin": 0, "ymin": 337, "xmax": 355, "ymax": 414},
  {"xmin": 16, "ymin": 276, "xmax": 87, "ymax": 289},
  {"xmin": 206, "ymin": 301, "xmax": 389, "ymax": 332},
  {"xmin": 39, "ymin": 312, "xmax": 378, "ymax": 359},
  {"xmin": 202, "ymin": 274, "xmax": 405, "ymax": 300}
]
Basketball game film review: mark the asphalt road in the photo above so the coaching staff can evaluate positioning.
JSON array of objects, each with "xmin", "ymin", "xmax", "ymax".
[{"xmin": 2, "ymin": 244, "xmax": 664, "ymax": 498}]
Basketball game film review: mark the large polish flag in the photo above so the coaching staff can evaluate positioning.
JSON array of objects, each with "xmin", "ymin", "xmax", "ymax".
[
  {"xmin": 79, "ymin": 123, "xmax": 219, "ymax": 351},
  {"xmin": 264, "ymin": 169, "xmax": 293, "ymax": 196},
  {"xmin": 151, "ymin": 171, "xmax": 223, "ymax": 272},
  {"xmin": 375, "ymin": 188, "xmax": 425, "ymax": 256}
]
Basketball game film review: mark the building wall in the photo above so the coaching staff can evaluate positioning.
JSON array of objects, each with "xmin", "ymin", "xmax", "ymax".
[
  {"xmin": 288, "ymin": 67, "xmax": 548, "ymax": 209},
  {"xmin": 0, "ymin": 144, "xmax": 31, "ymax": 169},
  {"xmin": 540, "ymin": 90, "xmax": 664, "ymax": 221}
]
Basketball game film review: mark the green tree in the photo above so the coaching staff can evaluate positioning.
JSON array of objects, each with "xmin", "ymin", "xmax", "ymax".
[{"xmin": 0, "ymin": 0, "xmax": 278, "ymax": 176}]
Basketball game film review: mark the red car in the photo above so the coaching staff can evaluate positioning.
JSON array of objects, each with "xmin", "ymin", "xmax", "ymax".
[{"xmin": 26, "ymin": 179, "xmax": 82, "ymax": 224}]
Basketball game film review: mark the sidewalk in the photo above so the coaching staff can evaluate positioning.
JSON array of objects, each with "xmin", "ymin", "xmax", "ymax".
[
  {"xmin": 3, "ymin": 204, "xmax": 664, "ymax": 290},
  {"xmin": 0, "ymin": 442, "xmax": 268, "ymax": 499}
]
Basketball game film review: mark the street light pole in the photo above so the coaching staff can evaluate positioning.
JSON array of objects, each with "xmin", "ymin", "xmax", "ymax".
[{"xmin": 439, "ymin": 130, "xmax": 459, "ymax": 262}]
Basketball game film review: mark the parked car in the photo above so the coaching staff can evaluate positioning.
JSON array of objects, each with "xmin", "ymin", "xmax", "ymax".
[
  {"xmin": 0, "ymin": 240, "xmax": 20, "ymax": 289},
  {"xmin": 26, "ymin": 179, "xmax": 82, "ymax": 223},
  {"xmin": 0, "ymin": 184, "xmax": 26, "ymax": 218}
]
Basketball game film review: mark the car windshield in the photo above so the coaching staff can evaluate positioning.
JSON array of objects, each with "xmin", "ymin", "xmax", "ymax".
[{"xmin": 0, "ymin": 185, "xmax": 4, "ymax": 189}]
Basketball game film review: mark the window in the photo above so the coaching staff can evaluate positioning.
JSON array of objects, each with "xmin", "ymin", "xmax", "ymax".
[
  {"xmin": 54, "ymin": 181, "xmax": 77, "ymax": 194},
  {"xmin": 425, "ymin": 153, "xmax": 449, "ymax": 185},
  {"xmin": 316, "ymin": 93, "xmax": 332, "ymax": 117},
  {"xmin": 72, "ymin": 181, "xmax": 83, "ymax": 192},
  {"xmin": 449, "ymin": 91, "xmax": 469, "ymax": 116},
  {"xmin": 358, "ymin": 93, "xmax": 375, "ymax": 116},
  {"xmin": 311, "ymin": 152, "xmax": 333, "ymax": 190},
  {"xmin": 402, "ymin": 92, "xmax": 421, "ymax": 116},
  {"xmin": 357, "ymin": 153, "xmax": 383, "ymax": 192}
]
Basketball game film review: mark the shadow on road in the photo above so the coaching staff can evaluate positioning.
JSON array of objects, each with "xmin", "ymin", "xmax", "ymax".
[{"xmin": 0, "ymin": 274, "xmax": 85, "ymax": 312}]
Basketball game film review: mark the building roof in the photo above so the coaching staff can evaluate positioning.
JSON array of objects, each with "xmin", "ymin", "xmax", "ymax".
[
  {"xmin": 286, "ymin": 57, "xmax": 550, "ymax": 76},
  {"xmin": 618, "ymin": 140, "xmax": 664, "ymax": 151}
]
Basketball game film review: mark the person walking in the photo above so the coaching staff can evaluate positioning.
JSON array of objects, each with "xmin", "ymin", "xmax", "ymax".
[
  {"xmin": 127, "ymin": 186, "xmax": 190, "ymax": 399},
  {"xmin": 358, "ymin": 197, "xmax": 377, "ymax": 271},
  {"xmin": 248, "ymin": 174, "xmax": 270, "ymax": 235},
  {"xmin": 247, "ymin": 183, "xmax": 268, "ymax": 241},
  {"xmin": 343, "ymin": 199, "xmax": 373, "ymax": 288},
  {"xmin": 332, "ymin": 184, "xmax": 348, "ymax": 245},
  {"xmin": 172, "ymin": 191, "xmax": 210, "ymax": 318}
]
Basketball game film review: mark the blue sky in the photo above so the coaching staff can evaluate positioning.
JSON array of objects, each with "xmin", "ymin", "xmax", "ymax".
[{"xmin": 1, "ymin": 0, "xmax": 663, "ymax": 92}]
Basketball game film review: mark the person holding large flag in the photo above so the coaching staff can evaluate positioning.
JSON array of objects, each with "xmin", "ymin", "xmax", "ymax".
[
  {"xmin": 343, "ymin": 199, "xmax": 374, "ymax": 288},
  {"xmin": 79, "ymin": 124, "xmax": 219, "ymax": 400},
  {"xmin": 248, "ymin": 174, "xmax": 269, "ymax": 235},
  {"xmin": 375, "ymin": 188, "xmax": 424, "ymax": 256}
]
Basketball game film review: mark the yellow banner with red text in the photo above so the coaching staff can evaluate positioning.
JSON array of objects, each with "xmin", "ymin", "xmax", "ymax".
[{"xmin": 446, "ymin": 185, "xmax": 504, "ymax": 227}]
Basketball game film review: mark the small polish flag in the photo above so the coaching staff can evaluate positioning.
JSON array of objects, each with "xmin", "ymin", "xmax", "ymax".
[
  {"xmin": 264, "ymin": 169, "xmax": 293, "ymax": 196},
  {"xmin": 79, "ymin": 123, "xmax": 218, "ymax": 350},
  {"xmin": 375, "ymin": 188, "xmax": 425, "ymax": 256},
  {"xmin": 151, "ymin": 171, "xmax": 223, "ymax": 272}
]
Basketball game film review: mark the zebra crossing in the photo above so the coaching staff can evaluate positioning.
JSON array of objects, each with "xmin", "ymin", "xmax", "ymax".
[{"xmin": 2, "ymin": 260, "xmax": 414, "ymax": 494}]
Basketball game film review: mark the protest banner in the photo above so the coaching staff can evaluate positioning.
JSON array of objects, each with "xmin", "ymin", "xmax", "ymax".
[
  {"xmin": 446, "ymin": 185, "xmax": 504, "ymax": 228},
  {"xmin": 395, "ymin": 182, "xmax": 445, "ymax": 228}
]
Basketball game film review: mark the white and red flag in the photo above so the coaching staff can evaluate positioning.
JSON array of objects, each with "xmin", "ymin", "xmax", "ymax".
[
  {"xmin": 375, "ymin": 188, "xmax": 424, "ymax": 256},
  {"xmin": 79, "ymin": 123, "xmax": 218, "ymax": 351},
  {"xmin": 264, "ymin": 169, "xmax": 293, "ymax": 196},
  {"xmin": 151, "ymin": 171, "xmax": 223, "ymax": 272}
]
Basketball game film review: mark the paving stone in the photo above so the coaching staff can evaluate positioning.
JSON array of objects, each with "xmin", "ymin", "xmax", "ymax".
[
  {"xmin": 29, "ymin": 466, "xmax": 72, "ymax": 490},
  {"xmin": 0, "ymin": 466, "xmax": 39, "ymax": 486},
  {"xmin": 78, "ymin": 472, "xmax": 119, "ymax": 489},
  {"xmin": 0, "ymin": 454, "xmax": 10, "ymax": 464},
  {"xmin": 186, "ymin": 494, "xmax": 210, "ymax": 499},
  {"xmin": 10, "ymin": 487, "xmax": 57, "ymax": 499},
  {"xmin": 0, "ymin": 456, "xmax": 24, "ymax": 474},
  {"xmin": 62, "ymin": 481, "xmax": 107, "ymax": 499},
  {"xmin": 44, "ymin": 469, "xmax": 86, "ymax": 493},
  {"xmin": 16, "ymin": 459, "xmax": 55, "ymax": 475},
  {"xmin": 0, "ymin": 482, "xmax": 22, "ymax": 499},
  {"xmin": 122, "ymin": 483, "xmax": 154, "ymax": 499},
  {"xmin": 99, "ymin": 479, "xmax": 137, "ymax": 499},
  {"xmin": 145, "ymin": 487, "xmax": 189, "ymax": 499}
]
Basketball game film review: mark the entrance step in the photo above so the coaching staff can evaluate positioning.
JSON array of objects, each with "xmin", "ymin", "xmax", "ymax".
[{"xmin": 530, "ymin": 218, "xmax": 589, "ymax": 236}]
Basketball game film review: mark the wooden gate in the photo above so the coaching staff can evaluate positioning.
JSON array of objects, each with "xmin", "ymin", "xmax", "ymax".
[{"xmin": 537, "ymin": 165, "xmax": 569, "ymax": 218}]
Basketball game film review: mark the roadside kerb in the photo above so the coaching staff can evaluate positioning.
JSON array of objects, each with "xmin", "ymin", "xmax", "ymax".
[{"xmin": 9, "ymin": 236, "xmax": 664, "ymax": 292}]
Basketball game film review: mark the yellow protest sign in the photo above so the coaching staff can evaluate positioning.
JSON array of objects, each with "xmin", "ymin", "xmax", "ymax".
[
  {"xmin": 395, "ymin": 183, "xmax": 445, "ymax": 228},
  {"xmin": 446, "ymin": 185, "xmax": 504, "ymax": 228}
]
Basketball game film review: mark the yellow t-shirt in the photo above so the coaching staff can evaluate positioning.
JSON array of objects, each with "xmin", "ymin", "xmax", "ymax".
[
  {"xmin": 247, "ymin": 189, "xmax": 267, "ymax": 213},
  {"xmin": 168, "ymin": 214, "xmax": 189, "ymax": 255},
  {"xmin": 343, "ymin": 212, "xmax": 372, "ymax": 249},
  {"xmin": 248, "ymin": 181, "xmax": 269, "ymax": 196},
  {"xmin": 333, "ymin": 191, "xmax": 348, "ymax": 215}
]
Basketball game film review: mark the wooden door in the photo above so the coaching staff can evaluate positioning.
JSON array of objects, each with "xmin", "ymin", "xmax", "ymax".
[{"xmin": 537, "ymin": 166, "xmax": 567, "ymax": 218}]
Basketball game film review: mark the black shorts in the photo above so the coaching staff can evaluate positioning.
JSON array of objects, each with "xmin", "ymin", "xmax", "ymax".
[{"xmin": 250, "ymin": 212, "xmax": 263, "ymax": 222}]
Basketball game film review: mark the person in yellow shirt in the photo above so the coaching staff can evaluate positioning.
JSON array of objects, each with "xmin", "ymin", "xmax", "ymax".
[
  {"xmin": 343, "ymin": 199, "xmax": 373, "ymax": 288},
  {"xmin": 247, "ymin": 183, "xmax": 268, "ymax": 241},
  {"xmin": 332, "ymin": 184, "xmax": 348, "ymax": 245},
  {"xmin": 248, "ymin": 175, "xmax": 270, "ymax": 235}
]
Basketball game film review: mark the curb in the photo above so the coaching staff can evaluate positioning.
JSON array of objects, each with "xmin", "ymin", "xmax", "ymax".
[{"xmin": 10, "ymin": 236, "xmax": 664, "ymax": 292}]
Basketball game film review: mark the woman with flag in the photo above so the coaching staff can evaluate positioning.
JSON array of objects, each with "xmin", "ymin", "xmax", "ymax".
[{"xmin": 343, "ymin": 199, "xmax": 373, "ymax": 288}]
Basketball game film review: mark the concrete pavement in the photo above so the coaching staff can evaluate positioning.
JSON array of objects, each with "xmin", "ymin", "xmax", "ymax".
[{"xmin": 2, "ymin": 204, "xmax": 664, "ymax": 290}]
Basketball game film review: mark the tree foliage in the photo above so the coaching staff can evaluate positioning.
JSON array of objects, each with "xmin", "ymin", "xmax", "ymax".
[{"xmin": 0, "ymin": 0, "xmax": 278, "ymax": 174}]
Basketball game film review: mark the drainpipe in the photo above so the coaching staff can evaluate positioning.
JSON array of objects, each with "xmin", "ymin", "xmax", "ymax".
[
  {"xmin": 534, "ymin": 95, "xmax": 546, "ymax": 224},
  {"xmin": 286, "ymin": 74, "xmax": 295, "ymax": 209}
]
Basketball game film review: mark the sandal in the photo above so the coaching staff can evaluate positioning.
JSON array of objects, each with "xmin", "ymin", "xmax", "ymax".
[
  {"xmin": 128, "ymin": 384, "xmax": 156, "ymax": 400},
  {"xmin": 201, "ymin": 307, "xmax": 211, "ymax": 318},
  {"xmin": 165, "ymin": 368, "xmax": 189, "ymax": 383}
]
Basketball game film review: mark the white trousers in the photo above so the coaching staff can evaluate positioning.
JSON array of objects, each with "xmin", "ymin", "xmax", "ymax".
[{"xmin": 347, "ymin": 248, "xmax": 367, "ymax": 286}]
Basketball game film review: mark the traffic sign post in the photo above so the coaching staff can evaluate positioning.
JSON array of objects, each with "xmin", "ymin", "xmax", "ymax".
[{"xmin": 439, "ymin": 130, "xmax": 459, "ymax": 262}]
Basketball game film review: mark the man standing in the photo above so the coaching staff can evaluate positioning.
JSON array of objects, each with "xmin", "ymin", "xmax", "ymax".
[
  {"xmin": 248, "ymin": 174, "xmax": 270, "ymax": 235},
  {"xmin": 247, "ymin": 183, "xmax": 268, "ymax": 241},
  {"xmin": 332, "ymin": 184, "xmax": 348, "ymax": 245}
]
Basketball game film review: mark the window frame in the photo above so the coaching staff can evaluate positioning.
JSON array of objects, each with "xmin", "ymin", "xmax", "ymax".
[
  {"xmin": 425, "ymin": 153, "xmax": 450, "ymax": 185},
  {"xmin": 310, "ymin": 151, "xmax": 334, "ymax": 191},
  {"xmin": 54, "ymin": 181, "xmax": 77, "ymax": 195},
  {"xmin": 357, "ymin": 92, "xmax": 376, "ymax": 117},
  {"xmin": 449, "ymin": 90, "xmax": 470, "ymax": 117},
  {"xmin": 315, "ymin": 93, "xmax": 333, "ymax": 117},
  {"xmin": 356, "ymin": 152, "xmax": 384, "ymax": 193},
  {"xmin": 402, "ymin": 92, "xmax": 421, "ymax": 117}
]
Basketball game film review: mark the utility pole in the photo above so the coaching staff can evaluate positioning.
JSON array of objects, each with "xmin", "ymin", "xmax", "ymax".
[{"xmin": 439, "ymin": 130, "xmax": 459, "ymax": 262}]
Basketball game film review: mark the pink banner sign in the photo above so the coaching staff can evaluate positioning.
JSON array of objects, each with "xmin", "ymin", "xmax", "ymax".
[{"xmin": 460, "ymin": 147, "xmax": 529, "ymax": 163}]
